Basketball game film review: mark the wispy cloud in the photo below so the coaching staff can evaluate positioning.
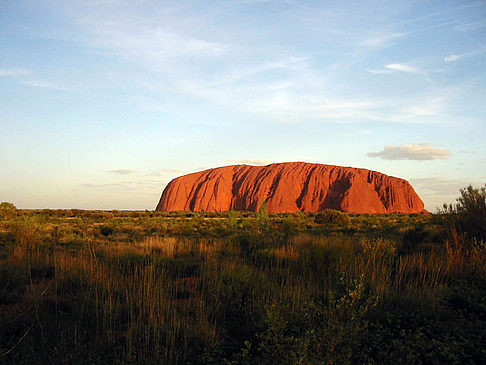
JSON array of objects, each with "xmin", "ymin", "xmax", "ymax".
[
  {"xmin": 384, "ymin": 63, "xmax": 424, "ymax": 74},
  {"xmin": 104, "ymin": 169, "xmax": 137, "ymax": 175},
  {"xmin": 146, "ymin": 169, "xmax": 182, "ymax": 177},
  {"xmin": 208, "ymin": 57, "xmax": 309, "ymax": 86},
  {"xmin": 366, "ymin": 69, "xmax": 393, "ymax": 74},
  {"xmin": 367, "ymin": 63, "xmax": 426, "ymax": 76},
  {"xmin": 444, "ymin": 54, "xmax": 461, "ymax": 62},
  {"xmin": 21, "ymin": 79, "xmax": 68, "ymax": 90},
  {"xmin": 226, "ymin": 159, "xmax": 275, "ymax": 166},
  {"xmin": 453, "ymin": 21, "xmax": 486, "ymax": 32},
  {"xmin": 175, "ymin": 74, "xmax": 458, "ymax": 124},
  {"xmin": 0, "ymin": 68, "xmax": 30, "ymax": 77},
  {"xmin": 104, "ymin": 169, "xmax": 183, "ymax": 177},
  {"xmin": 367, "ymin": 143, "xmax": 451, "ymax": 160},
  {"xmin": 360, "ymin": 32, "xmax": 404, "ymax": 48},
  {"xmin": 81, "ymin": 179, "xmax": 166, "ymax": 193},
  {"xmin": 78, "ymin": 16, "xmax": 228, "ymax": 71},
  {"xmin": 54, "ymin": 2, "xmax": 472, "ymax": 126}
]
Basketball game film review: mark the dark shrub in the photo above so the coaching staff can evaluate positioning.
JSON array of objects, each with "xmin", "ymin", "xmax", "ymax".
[
  {"xmin": 117, "ymin": 253, "xmax": 152, "ymax": 273},
  {"xmin": 315, "ymin": 209, "xmax": 350, "ymax": 225},
  {"xmin": 400, "ymin": 226, "xmax": 426, "ymax": 254},
  {"xmin": 154, "ymin": 257, "xmax": 200, "ymax": 278},
  {"xmin": 100, "ymin": 225, "xmax": 114, "ymax": 237},
  {"xmin": 31, "ymin": 265, "xmax": 56, "ymax": 280}
]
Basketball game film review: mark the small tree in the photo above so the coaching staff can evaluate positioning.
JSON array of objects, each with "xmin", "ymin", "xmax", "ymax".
[
  {"xmin": 0, "ymin": 202, "xmax": 17, "ymax": 219},
  {"xmin": 227, "ymin": 208, "xmax": 238, "ymax": 231},
  {"xmin": 256, "ymin": 200, "xmax": 270, "ymax": 233},
  {"xmin": 440, "ymin": 184, "xmax": 486, "ymax": 243}
]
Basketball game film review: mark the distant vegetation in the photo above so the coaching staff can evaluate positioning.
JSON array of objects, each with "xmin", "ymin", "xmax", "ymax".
[{"xmin": 0, "ymin": 189, "xmax": 485, "ymax": 364}]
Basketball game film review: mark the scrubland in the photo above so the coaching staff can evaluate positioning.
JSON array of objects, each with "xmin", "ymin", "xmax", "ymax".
[{"xmin": 0, "ymin": 203, "xmax": 485, "ymax": 364}]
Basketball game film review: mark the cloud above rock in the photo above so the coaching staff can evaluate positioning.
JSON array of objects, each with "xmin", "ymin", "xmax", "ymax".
[
  {"xmin": 226, "ymin": 159, "xmax": 276, "ymax": 166},
  {"xmin": 104, "ymin": 169, "xmax": 137, "ymax": 175},
  {"xmin": 367, "ymin": 143, "xmax": 451, "ymax": 160}
]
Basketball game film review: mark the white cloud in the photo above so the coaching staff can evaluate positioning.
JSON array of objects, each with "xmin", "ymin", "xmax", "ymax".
[
  {"xmin": 79, "ymin": 19, "xmax": 228, "ymax": 70},
  {"xmin": 104, "ymin": 169, "xmax": 136, "ymax": 175},
  {"xmin": 444, "ymin": 54, "xmax": 461, "ymax": 62},
  {"xmin": 21, "ymin": 79, "xmax": 67, "ymax": 90},
  {"xmin": 385, "ymin": 63, "xmax": 423, "ymax": 74},
  {"xmin": 209, "ymin": 57, "xmax": 309, "ymax": 86},
  {"xmin": 367, "ymin": 143, "xmax": 451, "ymax": 160},
  {"xmin": 146, "ymin": 169, "xmax": 182, "ymax": 176},
  {"xmin": 367, "ymin": 63, "xmax": 426, "ymax": 76},
  {"xmin": 226, "ymin": 159, "xmax": 275, "ymax": 166},
  {"xmin": 360, "ymin": 32, "xmax": 404, "ymax": 48},
  {"xmin": 174, "ymin": 74, "xmax": 460, "ymax": 124},
  {"xmin": 55, "ymin": 3, "xmax": 465, "ymax": 126},
  {"xmin": 398, "ymin": 96, "xmax": 447, "ymax": 118},
  {"xmin": 81, "ymin": 179, "xmax": 166, "ymax": 193},
  {"xmin": 453, "ymin": 21, "xmax": 486, "ymax": 32},
  {"xmin": 366, "ymin": 69, "xmax": 393, "ymax": 74},
  {"xmin": 0, "ymin": 68, "xmax": 29, "ymax": 77}
]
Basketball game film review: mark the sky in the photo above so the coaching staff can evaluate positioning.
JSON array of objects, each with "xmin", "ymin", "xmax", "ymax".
[{"xmin": 1, "ymin": 0, "xmax": 485, "ymax": 211}]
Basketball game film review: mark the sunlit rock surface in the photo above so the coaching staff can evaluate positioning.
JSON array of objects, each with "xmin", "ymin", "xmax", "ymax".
[{"xmin": 156, "ymin": 162, "xmax": 426, "ymax": 213}]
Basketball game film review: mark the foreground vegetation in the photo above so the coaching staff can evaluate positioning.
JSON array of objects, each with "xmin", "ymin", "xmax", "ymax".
[{"xmin": 0, "ymin": 193, "xmax": 485, "ymax": 364}]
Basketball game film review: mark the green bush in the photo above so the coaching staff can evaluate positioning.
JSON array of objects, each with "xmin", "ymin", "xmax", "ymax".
[
  {"xmin": 440, "ymin": 184, "xmax": 486, "ymax": 242},
  {"xmin": 0, "ymin": 202, "xmax": 17, "ymax": 219},
  {"xmin": 315, "ymin": 209, "xmax": 350, "ymax": 225}
]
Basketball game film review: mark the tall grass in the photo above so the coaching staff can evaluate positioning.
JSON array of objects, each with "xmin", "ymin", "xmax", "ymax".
[{"xmin": 0, "ymin": 211, "xmax": 484, "ymax": 364}]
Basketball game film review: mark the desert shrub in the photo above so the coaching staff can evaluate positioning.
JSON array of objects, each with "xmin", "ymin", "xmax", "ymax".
[
  {"xmin": 0, "ymin": 263, "xmax": 28, "ymax": 304},
  {"xmin": 235, "ymin": 232, "xmax": 268, "ymax": 259},
  {"xmin": 154, "ymin": 257, "xmax": 200, "ymax": 278},
  {"xmin": 257, "ymin": 302, "xmax": 308, "ymax": 363},
  {"xmin": 400, "ymin": 225, "xmax": 427, "ymax": 254},
  {"xmin": 257, "ymin": 274, "xmax": 377, "ymax": 364},
  {"xmin": 256, "ymin": 201, "xmax": 271, "ymax": 233},
  {"xmin": 315, "ymin": 209, "xmax": 350, "ymax": 225},
  {"xmin": 0, "ymin": 202, "xmax": 17, "ymax": 219},
  {"xmin": 30, "ymin": 264, "xmax": 56, "ymax": 281},
  {"xmin": 227, "ymin": 209, "xmax": 238, "ymax": 231},
  {"xmin": 11, "ymin": 217, "xmax": 40, "ymax": 253},
  {"xmin": 99, "ymin": 225, "xmax": 114, "ymax": 237},
  {"xmin": 299, "ymin": 242, "xmax": 333, "ymax": 278},
  {"xmin": 360, "ymin": 238, "xmax": 397, "ymax": 262},
  {"xmin": 204, "ymin": 266, "xmax": 269, "ymax": 353},
  {"xmin": 117, "ymin": 252, "xmax": 153, "ymax": 273},
  {"xmin": 440, "ymin": 184, "xmax": 486, "ymax": 243},
  {"xmin": 280, "ymin": 217, "xmax": 300, "ymax": 238}
]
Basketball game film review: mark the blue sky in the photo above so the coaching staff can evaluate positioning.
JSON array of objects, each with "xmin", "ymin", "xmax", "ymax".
[{"xmin": 1, "ymin": 0, "xmax": 485, "ymax": 211}]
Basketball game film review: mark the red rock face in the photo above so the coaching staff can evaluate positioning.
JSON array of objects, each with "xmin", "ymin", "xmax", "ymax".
[{"xmin": 156, "ymin": 162, "xmax": 426, "ymax": 213}]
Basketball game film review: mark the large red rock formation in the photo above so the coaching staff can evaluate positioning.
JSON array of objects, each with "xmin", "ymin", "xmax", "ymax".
[{"xmin": 156, "ymin": 162, "xmax": 426, "ymax": 213}]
